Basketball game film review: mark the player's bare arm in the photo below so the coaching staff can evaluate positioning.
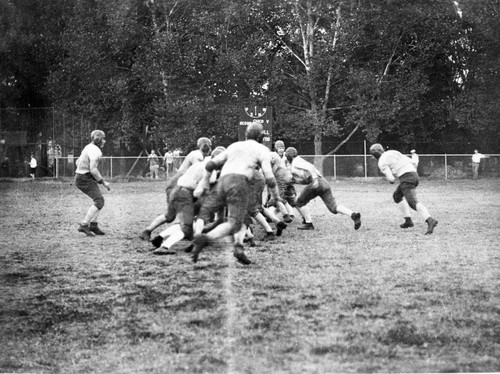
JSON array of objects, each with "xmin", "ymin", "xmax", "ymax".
[
  {"xmin": 89, "ymin": 157, "xmax": 110, "ymax": 189},
  {"xmin": 259, "ymin": 148, "xmax": 280, "ymax": 201},
  {"xmin": 193, "ymin": 150, "xmax": 227, "ymax": 198}
]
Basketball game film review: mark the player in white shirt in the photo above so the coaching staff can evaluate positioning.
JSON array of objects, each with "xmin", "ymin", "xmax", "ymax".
[
  {"xmin": 191, "ymin": 123, "xmax": 281, "ymax": 265},
  {"xmin": 151, "ymin": 146, "xmax": 226, "ymax": 255},
  {"xmin": 284, "ymin": 147, "xmax": 361, "ymax": 231},
  {"xmin": 370, "ymin": 143, "xmax": 438, "ymax": 234},
  {"xmin": 410, "ymin": 149, "xmax": 419, "ymax": 169},
  {"xmin": 140, "ymin": 137, "xmax": 212, "ymax": 241},
  {"xmin": 75, "ymin": 130, "xmax": 110, "ymax": 236}
]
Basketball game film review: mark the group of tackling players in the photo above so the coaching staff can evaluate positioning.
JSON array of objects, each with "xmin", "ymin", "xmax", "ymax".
[
  {"xmin": 75, "ymin": 124, "xmax": 437, "ymax": 265},
  {"xmin": 136, "ymin": 123, "xmax": 437, "ymax": 265}
]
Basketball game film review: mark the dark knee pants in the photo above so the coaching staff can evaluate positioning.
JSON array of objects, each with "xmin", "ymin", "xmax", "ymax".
[
  {"xmin": 75, "ymin": 173, "xmax": 104, "ymax": 209},
  {"xmin": 198, "ymin": 174, "xmax": 250, "ymax": 233},
  {"xmin": 393, "ymin": 172, "xmax": 419, "ymax": 210},
  {"xmin": 296, "ymin": 176, "xmax": 337, "ymax": 214}
]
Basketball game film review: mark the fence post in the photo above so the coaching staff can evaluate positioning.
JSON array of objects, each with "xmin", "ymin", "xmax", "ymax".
[
  {"xmin": 445, "ymin": 153, "xmax": 448, "ymax": 180},
  {"xmin": 110, "ymin": 156, "xmax": 113, "ymax": 179},
  {"xmin": 55, "ymin": 157, "xmax": 59, "ymax": 179},
  {"xmin": 334, "ymin": 154, "xmax": 337, "ymax": 180}
]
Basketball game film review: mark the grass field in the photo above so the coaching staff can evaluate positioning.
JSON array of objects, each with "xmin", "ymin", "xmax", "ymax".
[{"xmin": 0, "ymin": 178, "xmax": 499, "ymax": 373}]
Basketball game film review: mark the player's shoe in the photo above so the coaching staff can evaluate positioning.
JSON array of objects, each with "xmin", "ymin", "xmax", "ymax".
[
  {"xmin": 351, "ymin": 212, "xmax": 361, "ymax": 230},
  {"xmin": 89, "ymin": 222, "xmax": 105, "ymax": 235},
  {"xmin": 297, "ymin": 222, "xmax": 314, "ymax": 230},
  {"xmin": 400, "ymin": 218, "xmax": 414, "ymax": 229},
  {"xmin": 183, "ymin": 243, "xmax": 194, "ymax": 253},
  {"xmin": 276, "ymin": 221, "xmax": 287, "ymax": 236},
  {"xmin": 152, "ymin": 246, "xmax": 176, "ymax": 255},
  {"xmin": 140, "ymin": 229, "xmax": 151, "ymax": 241},
  {"xmin": 263, "ymin": 232, "xmax": 277, "ymax": 241},
  {"xmin": 151, "ymin": 235, "xmax": 163, "ymax": 248},
  {"xmin": 192, "ymin": 234, "xmax": 210, "ymax": 263},
  {"xmin": 283, "ymin": 214, "xmax": 293, "ymax": 223},
  {"xmin": 425, "ymin": 217, "xmax": 438, "ymax": 235},
  {"xmin": 233, "ymin": 244, "xmax": 251, "ymax": 265},
  {"xmin": 78, "ymin": 224, "xmax": 95, "ymax": 237}
]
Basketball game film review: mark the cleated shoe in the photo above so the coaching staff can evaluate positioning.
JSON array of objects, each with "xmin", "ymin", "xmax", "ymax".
[
  {"xmin": 276, "ymin": 221, "xmax": 287, "ymax": 236},
  {"xmin": 283, "ymin": 214, "xmax": 293, "ymax": 223},
  {"xmin": 263, "ymin": 232, "xmax": 276, "ymax": 241},
  {"xmin": 297, "ymin": 222, "xmax": 315, "ymax": 230},
  {"xmin": 400, "ymin": 219, "xmax": 414, "ymax": 229},
  {"xmin": 151, "ymin": 235, "xmax": 164, "ymax": 248},
  {"xmin": 140, "ymin": 229, "xmax": 151, "ymax": 241},
  {"xmin": 89, "ymin": 222, "xmax": 105, "ymax": 235},
  {"xmin": 425, "ymin": 218, "xmax": 438, "ymax": 235},
  {"xmin": 78, "ymin": 224, "xmax": 95, "ymax": 237},
  {"xmin": 233, "ymin": 244, "xmax": 251, "ymax": 265},
  {"xmin": 192, "ymin": 234, "xmax": 210, "ymax": 263},
  {"xmin": 153, "ymin": 247, "xmax": 176, "ymax": 255},
  {"xmin": 246, "ymin": 239, "xmax": 256, "ymax": 247},
  {"xmin": 351, "ymin": 212, "xmax": 362, "ymax": 230},
  {"xmin": 183, "ymin": 243, "xmax": 194, "ymax": 253}
]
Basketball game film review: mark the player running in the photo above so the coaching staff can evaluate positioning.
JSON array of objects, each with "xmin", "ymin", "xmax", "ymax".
[
  {"xmin": 369, "ymin": 143, "xmax": 438, "ymax": 234},
  {"xmin": 284, "ymin": 147, "xmax": 361, "ymax": 231},
  {"xmin": 191, "ymin": 123, "xmax": 281, "ymax": 265}
]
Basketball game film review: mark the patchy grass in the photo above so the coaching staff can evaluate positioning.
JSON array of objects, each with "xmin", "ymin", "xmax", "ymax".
[{"xmin": 0, "ymin": 178, "xmax": 499, "ymax": 373}]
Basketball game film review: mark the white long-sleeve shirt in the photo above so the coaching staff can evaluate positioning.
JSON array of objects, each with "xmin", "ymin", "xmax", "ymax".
[
  {"xmin": 472, "ymin": 152, "xmax": 486, "ymax": 163},
  {"xmin": 378, "ymin": 150, "xmax": 416, "ymax": 182},
  {"xmin": 290, "ymin": 156, "xmax": 321, "ymax": 184}
]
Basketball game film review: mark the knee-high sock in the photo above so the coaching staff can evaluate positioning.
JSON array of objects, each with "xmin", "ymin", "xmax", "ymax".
[
  {"xmin": 296, "ymin": 206, "xmax": 312, "ymax": 223},
  {"xmin": 254, "ymin": 212, "xmax": 273, "ymax": 233},
  {"xmin": 416, "ymin": 202, "xmax": 431, "ymax": 221},
  {"xmin": 275, "ymin": 201, "xmax": 288, "ymax": 216},
  {"xmin": 399, "ymin": 199, "xmax": 412, "ymax": 218},
  {"xmin": 336, "ymin": 204, "xmax": 353, "ymax": 217},
  {"xmin": 90, "ymin": 209, "xmax": 100, "ymax": 223},
  {"xmin": 245, "ymin": 226, "xmax": 254, "ymax": 240},
  {"xmin": 233, "ymin": 225, "xmax": 247, "ymax": 245},
  {"xmin": 83, "ymin": 205, "xmax": 99, "ymax": 225},
  {"xmin": 262, "ymin": 207, "xmax": 280, "ymax": 224},
  {"xmin": 285, "ymin": 202, "xmax": 294, "ymax": 216},
  {"xmin": 161, "ymin": 225, "xmax": 185, "ymax": 249},
  {"xmin": 146, "ymin": 214, "xmax": 167, "ymax": 231},
  {"xmin": 194, "ymin": 218, "xmax": 205, "ymax": 236},
  {"xmin": 159, "ymin": 223, "xmax": 181, "ymax": 238}
]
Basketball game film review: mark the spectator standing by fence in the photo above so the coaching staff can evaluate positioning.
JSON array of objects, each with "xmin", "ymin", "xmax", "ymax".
[
  {"xmin": 164, "ymin": 149, "xmax": 174, "ymax": 177},
  {"xmin": 47, "ymin": 142, "xmax": 56, "ymax": 175},
  {"xmin": 148, "ymin": 150, "xmax": 160, "ymax": 179},
  {"xmin": 472, "ymin": 150, "xmax": 488, "ymax": 179},
  {"xmin": 29, "ymin": 154, "xmax": 37, "ymax": 178},
  {"xmin": 410, "ymin": 149, "xmax": 419, "ymax": 169},
  {"xmin": 173, "ymin": 149, "xmax": 181, "ymax": 172}
]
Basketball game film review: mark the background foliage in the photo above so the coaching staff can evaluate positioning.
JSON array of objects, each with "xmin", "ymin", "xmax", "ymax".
[{"xmin": 1, "ymin": 0, "xmax": 499, "ymax": 156}]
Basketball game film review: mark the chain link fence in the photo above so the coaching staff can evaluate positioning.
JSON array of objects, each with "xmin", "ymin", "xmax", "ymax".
[{"xmin": 42, "ymin": 154, "xmax": 500, "ymax": 181}]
